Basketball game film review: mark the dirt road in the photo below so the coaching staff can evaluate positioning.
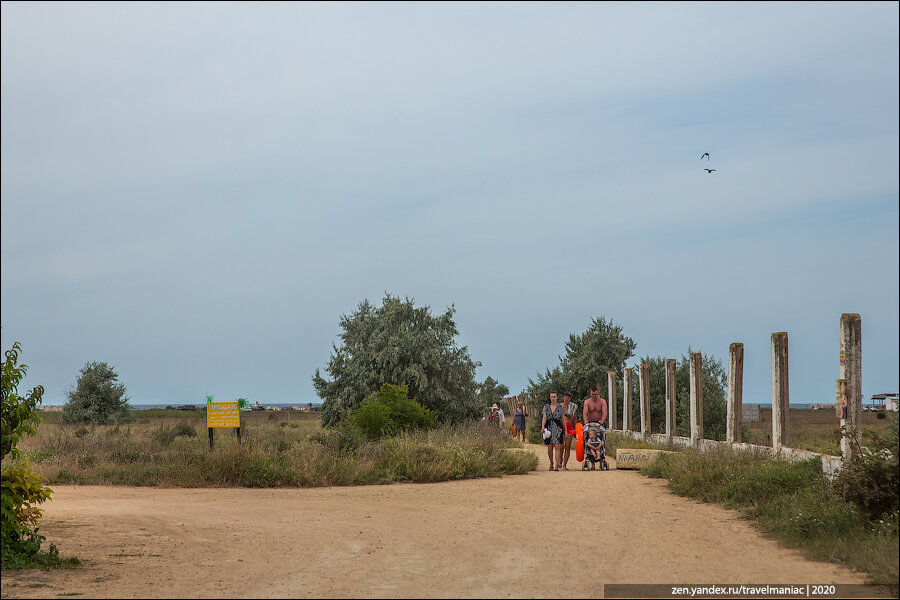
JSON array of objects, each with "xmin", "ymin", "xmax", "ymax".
[{"xmin": 0, "ymin": 444, "xmax": 877, "ymax": 598}]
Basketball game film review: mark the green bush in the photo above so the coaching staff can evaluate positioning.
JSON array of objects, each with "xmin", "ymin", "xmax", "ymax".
[
  {"xmin": 2, "ymin": 343, "xmax": 76, "ymax": 569},
  {"xmin": 308, "ymin": 419, "xmax": 364, "ymax": 452},
  {"xmin": 351, "ymin": 383, "xmax": 437, "ymax": 440},
  {"xmin": 152, "ymin": 421, "xmax": 198, "ymax": 446},
  {"xmin": 835, "ymin": 415, "xmax": 899, "ymax": 520}
]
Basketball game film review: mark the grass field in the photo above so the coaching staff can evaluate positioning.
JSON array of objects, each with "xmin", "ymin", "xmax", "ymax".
[
  {"xmin": 11, "ymin": 409, "xmax": 537, "ymax": 488},
  {"xmin": 743, "ymin": 408, "xmax": 892, "ymax": 455}
]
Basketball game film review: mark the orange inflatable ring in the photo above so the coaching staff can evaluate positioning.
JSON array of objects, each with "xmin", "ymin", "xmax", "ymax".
[{"xmin": 575, "ymin": 422, "xmax": 584, "ymax": 462}]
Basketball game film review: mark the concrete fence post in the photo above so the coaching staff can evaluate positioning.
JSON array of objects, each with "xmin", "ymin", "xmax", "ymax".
[
  {"xmin": 840, "ymin": 314, "xmax": 862, "ymax": 462},
  {"xmin": 607, "ymin": 371, "xmax": 617, "ymax": 431},
  {"xmin": 726, "ymin": 343, "xmax": 744, "ymax": 443},
  {"xmin": 689, "ymin": 353, "xmax": 703, "ymax": 444},
  {"xmin": 771, "ymin": 332, "xmax": 790, "ymax": 452},
  {"xmin": 665, "ymin": 359, "xmax": 676, "ymax": 443},
  {"xmin": 623, "ymin": 368, "xmax": 633, "ymax": 431},
  {"xmin": 639, "ymin": 364, "xmax": 651, "ymax": 438}
]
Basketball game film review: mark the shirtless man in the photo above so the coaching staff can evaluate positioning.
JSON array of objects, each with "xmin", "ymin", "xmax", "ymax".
[{"xmin": 582, "ymin": 387, "xmax": 608, "ymax": 430}]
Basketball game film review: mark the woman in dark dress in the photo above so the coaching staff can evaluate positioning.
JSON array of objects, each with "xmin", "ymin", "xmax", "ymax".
[{"xmin": 513, "ymin": 401, "xmax": 527, "ymax": 442}]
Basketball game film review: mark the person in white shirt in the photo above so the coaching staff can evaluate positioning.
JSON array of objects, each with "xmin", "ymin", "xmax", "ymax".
[{"xmin": 491, "ymin": 403, "xmax": 505, "ymax": 428}]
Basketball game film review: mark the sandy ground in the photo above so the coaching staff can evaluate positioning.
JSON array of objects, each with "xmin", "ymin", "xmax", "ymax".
[{"xmin": 0, "ymin": 444, "xmax": 886, "ymax": 599}]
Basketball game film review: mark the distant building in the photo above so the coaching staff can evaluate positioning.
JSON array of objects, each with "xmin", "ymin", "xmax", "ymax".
[
  {"xmin": 871, "ymin": 393, "xmax": 899, "ymax": 412},
  {"xmin": 41, "ymin": 405, "xmax": 64, "ymax": 412}
]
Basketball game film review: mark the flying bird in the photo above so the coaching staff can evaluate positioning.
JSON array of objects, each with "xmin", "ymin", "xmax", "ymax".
[
  {"xmin": 700, "ymin": 152, "xmax": 710, "ymax": 161},
  {"xmin": 704, "ymin": 168, "xmax": 716, "ymax": 173}
]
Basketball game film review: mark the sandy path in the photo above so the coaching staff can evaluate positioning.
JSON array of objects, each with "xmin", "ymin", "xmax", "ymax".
[{"xmin": 0, "ymin": 444, "xmax": 878, "ymax": 598}]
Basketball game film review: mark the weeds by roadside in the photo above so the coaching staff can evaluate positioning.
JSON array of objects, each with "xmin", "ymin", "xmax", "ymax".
[
  {"xmin": 9, "ymin": 415, "xmax": 537, "ymax": 489},
  {"xmin": 641, "ymin": 442, "xmax": 899, "ymax": 586}
]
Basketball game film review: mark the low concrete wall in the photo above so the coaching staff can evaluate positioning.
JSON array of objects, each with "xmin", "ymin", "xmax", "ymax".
[
  {"xmin": 611, "ymin": 429, "xmax": 843, "ymax": 479},
  {"xmin": 615, "ymin": 448, "xmax": 675, "ymax": 469}
]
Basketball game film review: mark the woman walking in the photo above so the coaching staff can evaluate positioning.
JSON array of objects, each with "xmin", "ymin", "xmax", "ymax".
[
  {"xmin": 513, "ymin": 401, "xmax": 527, "ymax": 442},
  {"xmin": 541, "ymin": 392, "xmax": 564, "ymax": 470}
]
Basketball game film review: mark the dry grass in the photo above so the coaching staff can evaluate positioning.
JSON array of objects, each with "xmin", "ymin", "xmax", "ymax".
[
  {"xmin": 742, "ymin": 408, "xmax": 891, "ymax": 455},
  {"xmin": 9, "ymin": 410, "xmax": 537, "ymax": 488}
]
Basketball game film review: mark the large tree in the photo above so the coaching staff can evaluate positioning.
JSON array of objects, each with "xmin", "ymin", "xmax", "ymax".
[
  {"xmin": 63, "ymin": 362, "xmax": 132, "ymax": 425},
  {"xmin": 528, "ymin": 316, "xmax": 636, "ymax": 412},
  {"xmin": 313, "ymin": 294, "xmax": 483, "ymax": 425}
]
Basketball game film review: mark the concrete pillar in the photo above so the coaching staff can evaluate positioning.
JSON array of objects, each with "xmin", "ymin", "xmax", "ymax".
[
  {"xmin": 689, "ymin": 353, "xmax": 703, "ymax": 444},
  {"xmin": 726, "ymin": 343, "xmax": 744, "ymax": 443},
  {"xmin": 639, "ymin": 364, "xmax": 650, "ymax": 437},
  {"xmin": 607, "ymin": 371, "xmax": 617, "ymax": 431},
  {"xmin": 623, "ymin": 368, "xmax": 633, "ymax": 431},
  {"xmin": 665, "ymin": 359, "xmax": 676, "ymax": 442},
  {"xmin": 840, "ymin": 314, "xmax": 862, "ymax": 461},
  {"xmin": 771, "ymin": 332, "xmax": 789, "ymax": 452}
]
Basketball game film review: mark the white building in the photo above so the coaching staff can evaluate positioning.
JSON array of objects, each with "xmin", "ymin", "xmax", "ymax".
[{"xmin": 871, "ymin": 393, "xmax": 899, "ymax": 412}]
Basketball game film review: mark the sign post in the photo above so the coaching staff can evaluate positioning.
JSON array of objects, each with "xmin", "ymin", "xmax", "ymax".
[{"xmin": 206, "ymin": 401, "xmax": 242, "ymax": 449}]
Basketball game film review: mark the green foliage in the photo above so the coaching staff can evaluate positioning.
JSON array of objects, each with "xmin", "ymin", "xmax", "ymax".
[
  {"xmin": 151, "ymin": 421, "xmax": 198, "ymax": 446},
  {"xmin": 368, "ymin": 423, "xmax": 537, "ymax": 484},
  {"xmin": 2, "ymin": 343, "xmax": 45, "ymax": 461},
  {"xmin": 63, "ymin": 361, "xmax": 133, "ymax": 425},
  {"xmin": 528, "ymin": 316, "xmax": 636, "ymax": 414},
  {"xmin": 1, "ymin": 343, "xmax": 72, "ymax": 569},
  {"xmin": 476, "ymin": 376, "xmax": 510, "ymax": 408},
  {"xmin": 308, "ymin": 419, "xmax": 364, "ymax": 453},
  {"xmin": 313, "ymin": 294, "xmax": 482, "ymax": 425},
  {"xmin": 835, "ymin": 414, "xmax": 899, "ymax": 520},
  {"xmin": 629, "ymin": 349, "xmax": 727, "ymax": 440},
  {"xmin": 351, "ymin": 383, "xmax": 438, "ymax": 440},
  {"xmin": 1, "ymin": 459, "xmax": 53, "ymax": 566}
]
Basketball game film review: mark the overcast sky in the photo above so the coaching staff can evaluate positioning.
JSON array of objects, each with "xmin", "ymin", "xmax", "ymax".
[{"xmin": 2, "ymin": 2, "xmax": 898, "ymax": 409}]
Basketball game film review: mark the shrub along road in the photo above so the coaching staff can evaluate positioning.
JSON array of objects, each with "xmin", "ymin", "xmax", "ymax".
[{"xmin": 0, "ymin": 444, "xmax": 884, "ymax": 599}]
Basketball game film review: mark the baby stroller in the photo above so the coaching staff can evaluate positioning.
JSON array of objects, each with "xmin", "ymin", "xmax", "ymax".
[{"xmin": 581, "ymin": 422, "xmax": 609, "ymax": 471}]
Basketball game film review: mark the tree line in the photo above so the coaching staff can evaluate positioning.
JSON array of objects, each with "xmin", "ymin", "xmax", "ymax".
[{"xmin": 314, "ymin": 293, "xmax": 729, "ymax": 439}]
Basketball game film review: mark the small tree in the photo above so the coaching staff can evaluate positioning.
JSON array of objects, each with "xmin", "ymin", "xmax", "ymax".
[
  {"xmin": 1, "ymin": 342, "xmax": 64, "ymax": 568},
  {"xmin": 63, "ymin": 361, "xmax": 133, "ymax": 424}
]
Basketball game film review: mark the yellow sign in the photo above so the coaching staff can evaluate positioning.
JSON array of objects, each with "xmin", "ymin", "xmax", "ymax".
[{"xmin": 207, "ymin": 402, "xmax": 241, "ymax": 428}]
